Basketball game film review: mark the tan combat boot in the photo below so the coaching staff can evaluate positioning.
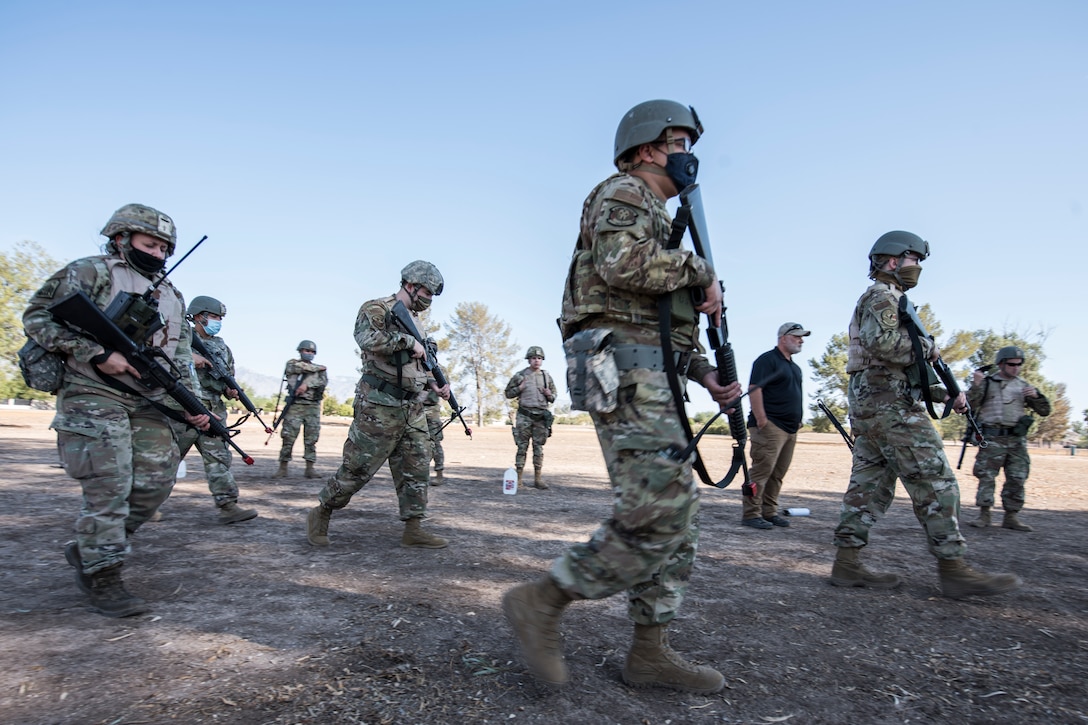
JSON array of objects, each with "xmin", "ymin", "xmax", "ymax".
[
  {"xmin": 1002, "ymin": 511, "xmax": 1033, "ymax": 532},
  {"xmin": 273, "ymin": 461, "xmax": 289, "ymax": 479},
  {"xmin": 515, "ymin": 466, "xmax": 524, "ymax": 486},
  {"xmin": 534, "ymin": 466, "xmax": 548, "ymax": 490},
  {"xmin": 88, "ymin": 564, "xmax": 149, "ymax": 618},
  {"xmin": 218, "ymin": 502, "xmax": 258, "ymax": 524},
  {"xmin": 502, "ymin": 577, "xmax": 574, "ymax": 686},
  {"xmin": 431, "ymin": 469, "xmax": 444, "ymax": 487},
  {"xmin": 306, "ymin": 504, "xmax": 333, "ymax": 546},
  {"xmin": 401, "ymin": 517, "xmax": 448, "ymax": 549},
  {"xmin": 968, "ymin": 506, "xmax": 992, "ymax": 528},
  {"xmin": 938, "ymin": 558, "xmax": 1022, "ymax": 599},
  {"xmin": 305, "ymin": 461, "xmax": 318, "ymax": 479},
  {"xmin": 830, "ymin": 547, "xmax": 901, "ymax": 589},
  {"xmin": 622, "ymin": 623, "xmax": 725, "ymax": 694}
]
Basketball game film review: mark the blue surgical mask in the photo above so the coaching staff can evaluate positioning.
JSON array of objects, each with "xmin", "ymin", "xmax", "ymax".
[
  {"xmin": 300, "ymin": 352, "xmax": 315, "ymax": 362},
  {"xmin": 203, "ymin": 319, "xmax": 222, "ymax": 336}
]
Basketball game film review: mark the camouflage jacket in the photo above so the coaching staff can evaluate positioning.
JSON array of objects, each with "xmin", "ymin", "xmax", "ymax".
[
  {"xmin": 355, "ymin": 294, "xmax": 429, "ymax": 405},
  {"xmin": 505, "ymin": 366, "xmax": 555, "ymax": 409},
  {"xmin": 559, "ymin": 172, "xmax": 716, "ymax": 383},
  {"xmin": 193, "ymin": 332, "xmax": 234, "ymax": 404},
  {"xmin": 284, "ymin": 359, "xmax": 327, "ymax": 403},
  {"xmin": 23, "ymin": 252, "xmax": 197, "ymax": 402}
]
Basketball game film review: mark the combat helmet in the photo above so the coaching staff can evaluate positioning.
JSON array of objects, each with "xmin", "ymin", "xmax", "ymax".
[
  {"xmin": 614, "ymin": 100, "xmax": 703, "ymax": 168},
  {"xmin": 868, "ymin": 230, "xmax": 929, "ymax": 276},
  {"xmin": 996, "ymin": 346, "xmax": 1026, "ymax": 365},
  {"xmin": 525, "ymin": 346, "xmax": 545, "ymax": 360},
  {"xmin": 101, "ymin": 203, "xmax": 178, "ymax": 255},
  {"xmin": 401, "ymin": 260, "xmax": 444, "ymax": 295},
  {"xmin": 187, "ymin": 295, "xmax": 226, "ymax": 318},
  {"xmin": 297, "ymin": 340, "xmax": 317, "ymax": 352}
]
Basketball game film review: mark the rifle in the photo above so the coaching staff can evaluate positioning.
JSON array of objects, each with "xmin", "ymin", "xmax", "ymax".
[
  {"xmin": 190, "ymin": 334, "xmax": 273, "ymax": 434},
  {"xmin": 897, "ymin": 296, "xmax": 987, "ymax": 448},
  {"xmin": 389, "ymin": 300, "xmax": 473, "ymax": 437},
  {"xmin": 48, "ymin": 289, "xmax": 255, "ymax": 465},
  {"xmin": 817, "ymin": 398, "xmax": 855, "ymax": 450},
  {"xmin": 656, "ymin": 183, "xmax": 748, "ymax": 489},
  {"xmin": 269, "ymin": 373, "xmax": 304, "ymax": 435}
]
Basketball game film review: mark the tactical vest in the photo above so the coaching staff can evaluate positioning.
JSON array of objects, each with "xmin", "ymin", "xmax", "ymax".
[
  {"xmin": 359, "ymin": 295, "xmax": 429, "ymax": 392},
  {"xmin": 65, "ymin": 255, "xmax": 186, "ymax": 394},
  {"xmin": 977, "ymin": 375, "xmax": 1035, "ymax": 427},
  {"xmin": 515, "ymin": 368, "xmax": 553, "ymax": 409},
  {"xmin": 560, "ymin": 173, "xmax": 699, "ymax": 344},
  {"xmin": 285, "ymin": 359, "xmax": 327, "ymax": 402},
  {"xmin": 846, "ymin": 281, "xmax": 906, "ymax": 375},
  {"xmin": 194, "ymin": 334, "xmax": 232, "ymax": 403}
]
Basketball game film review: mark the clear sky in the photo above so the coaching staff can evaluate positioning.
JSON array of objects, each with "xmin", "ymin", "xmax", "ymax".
[{"xmin": 2, "ymin": 1, "xmax": 1085, "ymax": 418}]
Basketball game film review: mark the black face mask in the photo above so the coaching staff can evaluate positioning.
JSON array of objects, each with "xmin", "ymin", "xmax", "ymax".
[
  {"xmin": 665, "ymin": 152, "xmax": 699, "ymax": 191},
  {"xmin": 128, "ymin": 247, "xmax": 165, "ymax": 275}
]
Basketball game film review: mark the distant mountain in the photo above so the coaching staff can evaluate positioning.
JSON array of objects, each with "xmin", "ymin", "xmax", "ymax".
[{"xmin": 236, "ymin": 367, "xmax": 358, "ymax": 402}]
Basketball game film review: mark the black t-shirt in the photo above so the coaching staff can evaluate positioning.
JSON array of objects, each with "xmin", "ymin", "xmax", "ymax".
[{"xmin": 746, "ymin": 347, "xmax": 803, "ymax": 434}]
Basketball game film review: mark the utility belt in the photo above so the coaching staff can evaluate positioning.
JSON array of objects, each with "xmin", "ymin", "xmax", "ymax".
[
  {"xmin": 360, "ymin": 374, "xmax": 416, "ymax": 401},
  {"xmin": 612, "ymin": 344, "xmax": 691, "ymax": 376},
  {"xmin": 981, "ymin": 425, "xmax": 1017, "ymax": 437}
]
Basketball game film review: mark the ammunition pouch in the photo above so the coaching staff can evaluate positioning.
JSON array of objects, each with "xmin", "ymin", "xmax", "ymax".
[
  {"xmin": 18, "ymin": 337, "xmax": 66, "ymax": 393},
  {"xmin": 564, "ymin": 328, "xmax": 619, "ymax": 413},
  {"xmin": 1011, "ymin": 415, "xmax": 1034, "ymax": 437}
]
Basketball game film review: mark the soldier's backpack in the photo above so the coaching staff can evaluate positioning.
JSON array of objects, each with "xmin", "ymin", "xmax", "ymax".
[{"xmin": 17, "ymin": 335, "xmax": 65, "ymax": 393}]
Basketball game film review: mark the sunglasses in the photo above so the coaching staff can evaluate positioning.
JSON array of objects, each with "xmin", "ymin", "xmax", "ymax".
[{"xmin": 1004, "ymin": 362, "xmax": 1023, "ymax": 367}]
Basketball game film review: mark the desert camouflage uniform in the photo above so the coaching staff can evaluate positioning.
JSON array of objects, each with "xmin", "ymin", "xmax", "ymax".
[
  {"xmin": 967, "ymin": 372, "xmax": 1050, "ymax": 512},
  {"xmin": 834, "ymin": 279, "xmax": 967, "ymax": 559},
  {"xmin": 317, "ymin": 294, "xmax": 432, "ymax": 519},
  {"xmin": 423, "ymin": 387, "xmax": 445, "ymax": 473},
  {"xmin": 23, "ymin": 254, "xmax": 195, "ymax": 574},
  {"xmin": 505, "ymin": 366, "xmax": 555, "ymax": 469},
  {"xmin": 172, "ymin": 333, "xmax": 240, "ymax": 507},
  {"xmin": 554, "ymin": 172, "xmax": 717, "ymax": 625},
  {"xmin": 277, "ymin": 359, "xmax": 327, "ymax": 464}
]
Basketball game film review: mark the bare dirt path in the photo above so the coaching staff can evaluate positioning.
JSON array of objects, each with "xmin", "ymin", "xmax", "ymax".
[{"xmin": 1, "ymin": 408, "xmax": 1086, "ymax": 724}]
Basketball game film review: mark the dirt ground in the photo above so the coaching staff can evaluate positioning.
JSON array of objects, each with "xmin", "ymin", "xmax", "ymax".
[{"xmin": 1, "ymin": 407, "xmax": 1086, "ymax": 725}]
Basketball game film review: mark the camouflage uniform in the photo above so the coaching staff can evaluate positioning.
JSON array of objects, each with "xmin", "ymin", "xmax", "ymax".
[
  {"xmin": 553, "ymin": 171, "xmax": 717, "ymax": 624},
  {"xmin": 505, "ymin": 366, "xmax": 555, "ymax": 470},
  {"xmin": 423, "ymin": 387, "xmax": 445, "ymax": 474},
  {"xmin": 172, "ymin": 333, "xmax": 240, "ymax": 507},
  {"xmin": 277, "ymin": 359, "xmax": 327, "ymax": 464},
  {"xmin": 316, "ymin": 294, "xmax": 432, "ymax": 519},
  {"xmin": 23, "ymin": 253, "xmax": 193, "ymax": 574},
  {"xmin": 967, "ymin": 371, "xmax": 1050, "ymax": 512},
  {"xmin": 833, "ymin": 278, "xmax": 967, "ymax": 559}
]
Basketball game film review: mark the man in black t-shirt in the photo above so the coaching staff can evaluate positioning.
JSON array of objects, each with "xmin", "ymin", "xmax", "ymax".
[{"xmin": 741, "ymin": 322, "xmax": 809, "ymax": 529}]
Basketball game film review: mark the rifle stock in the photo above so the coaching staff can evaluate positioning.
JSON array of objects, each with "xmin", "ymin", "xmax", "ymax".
[
  {"xmin": 48, "ymin": 291, "xmax": 254, "ymax": 465},
  {"xmin": 390, "ymin": 300, "xmax": 473, "ymax": 437},
  {"xmin": 190, "ymin": 334, "xmax": 273, "ymax": 433}
]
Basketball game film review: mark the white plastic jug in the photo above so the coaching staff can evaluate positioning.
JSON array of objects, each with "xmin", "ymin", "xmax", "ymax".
[{"xmin": 502, "ymin": 466, "xmax": 518, "ymax": 495}]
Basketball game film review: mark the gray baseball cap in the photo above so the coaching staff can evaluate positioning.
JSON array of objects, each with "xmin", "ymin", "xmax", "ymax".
[{"xmin": 778, "ymin": 322, "xmax": 811, "ymax": 338}]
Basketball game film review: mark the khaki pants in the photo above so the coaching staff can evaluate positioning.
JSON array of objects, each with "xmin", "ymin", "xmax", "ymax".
[{"xmin": 743, "ymin": 421, "xmax": 796, "ymax": 520}]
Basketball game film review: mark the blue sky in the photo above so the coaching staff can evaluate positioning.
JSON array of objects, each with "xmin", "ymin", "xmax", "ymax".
[{"xmin": 2, "ymin": 1, "xmax": 1085, "ymax": 418}]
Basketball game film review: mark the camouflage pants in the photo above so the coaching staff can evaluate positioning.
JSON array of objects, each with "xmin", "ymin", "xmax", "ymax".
[
  {"xmin": 550, "ymin": 369, "xmax": 699, "ymax": 626},
  {"xmin": 834, "ymin": 403, "xmax": 967, "ymax": 559},
  {"xmin": 52, "ymin": 389, "xmax": 179, "ymax": 574},
  {"xmin": 513, "ymin": 406, "xmax": 549, "ymax": 468},
  {"xmin": 279, "ymin": 402, "xmax": 321, "ymax": 463},
  {"xmin": 972, "ymin": 434, "xmax": 1030, "ymax": 512},
  {"xmin": 425, "ymin": 407, "xmax": 445, "ymax": 471},
  {"xmin": 318, "ymin": 396, "xmax": 431, "ymax": 519},
  {"xmin": 172, "ymin": 398, "xmax": 238, "ymax": 507}
]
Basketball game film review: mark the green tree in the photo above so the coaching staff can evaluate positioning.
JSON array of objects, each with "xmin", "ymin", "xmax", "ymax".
[
  {"xmin": 807, "ymin": 332, "xmax": 848, "ymax": 433},
  {"xmin": 443, "ymin": 302, "xmax": 519, "ymax": 427},
  {"xmin": 1, "ymin": 241, "xmax": 59, "ymax": 368},
  {"xmin": 1033, "ymin": 381, "xmax": 1071, "ymax": 445}
]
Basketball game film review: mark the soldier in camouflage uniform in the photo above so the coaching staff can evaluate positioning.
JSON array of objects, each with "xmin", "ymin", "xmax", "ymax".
[
  {"xmin": 274, "ymin": 340, "xmax": 327, "ymax": 479},
  {"xmin": 966, "ymin": 346, "xmax": 1051, "ymax": 532},
  {"xmin": 172, "ymin": 295, "xmax": 259, "ymax": 524},
  {"xmin": 423, "ymin": 373, "xmax": 446, "ymax": 486},
  {"xmin": 306, "ymin": 261, "xmax": 451, "ymax": 549},
  {"xmin": 503, "ymin": 101, "xmax": 741, "ymax": 694},
  {"xmin": 504, "ymin": 346, "xmax": 555, "ymax": 489},
  {"xmin": 830, "ymin": 231, "xmax": 1021, "ymax": 599},
  {"xmin": 23, "ymin": 204, "xmax": 211, "ymax": 617}
]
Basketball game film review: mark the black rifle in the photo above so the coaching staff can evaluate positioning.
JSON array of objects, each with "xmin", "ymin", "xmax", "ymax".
[
  {"xmin": 657, "ymin": 183, "xmax": 748, "ymax": 489},
  {"xmin": 269, "ymin": 373, "xmax": 304, "ymax": 436},
  {"xmin": 48, "ymin": 290, "xmax": 254, "ymax": 465},
  {"xmin": 898, "ymin": 296, "xmax": 987, "ymax": 448},
  {"xmin": 190, "ymin": 334, "xmax": 273, "ymax": 434},
  {"xmin": 817, "ymin": 398, "xmax": 855, "ymax": 451},
  {"xmin": 390, "ymin": 300, "xmax": 473, "ymax": 437}
]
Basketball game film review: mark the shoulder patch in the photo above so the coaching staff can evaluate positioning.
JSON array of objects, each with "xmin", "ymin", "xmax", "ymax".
[
  {"xmin": 35, "ymin": 278, "xmax": 61, "ymax": 300},
  {"xmin": 879, "ymin": 308, "xmax": 899, "ymax": 327},
  {"xmin": 605, "ymin": 204, "xmax": 638, "ymax": 227},
  {"xmin": 609, "ymin": 186, "xmax": 643, "ymax": 206}
]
